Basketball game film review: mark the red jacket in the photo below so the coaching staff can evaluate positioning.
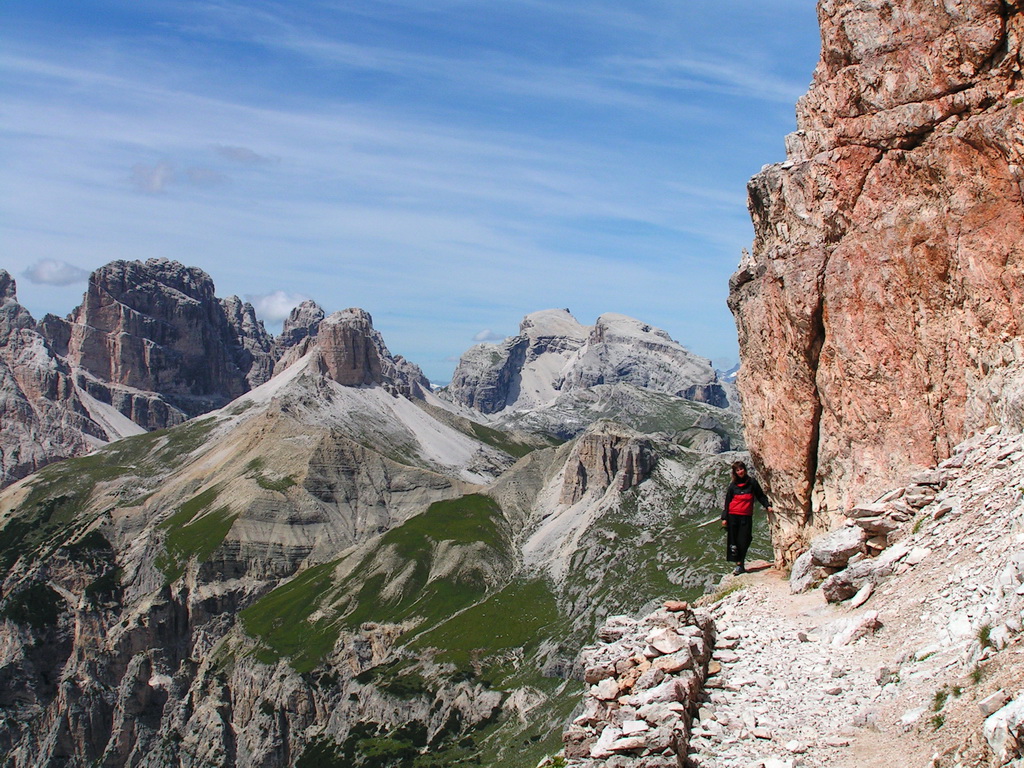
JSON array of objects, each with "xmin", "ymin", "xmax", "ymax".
[{"xmin": 723, "ymin": 478, "xmax": 770, "ymax": 518}]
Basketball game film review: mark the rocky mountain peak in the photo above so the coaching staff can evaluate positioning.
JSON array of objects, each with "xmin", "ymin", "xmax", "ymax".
[
  {"xmin": 313, "ymin": 308, "xmax": 386, "ymax": 387},
  {"xmin": 588, "ymin": 313, "xmax": 663, "ymax": 344},
  {"xmin": 0, "ymin": 270, "xmax": 15, "ymax": 300},
  {"xmin": 0, "ymin": 274, "xmax": 35, "ymax": 339},
  {"xmin": 279, "ymin": 299, "xmax": 325, "ymax": 347},
  {"xmin": 519, "ymin": 308, "xmax": 588, "ymax": 342},
  {"xmin": 559, "ymin": 313, "xmax": 728, "ymax": 407},
  {"xmin": 55, "ymin": 258, "xmax": 275, "ymax": 413}
]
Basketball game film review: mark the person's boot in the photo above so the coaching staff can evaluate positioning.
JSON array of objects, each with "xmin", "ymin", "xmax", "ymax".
[{"xmin": 732, "ymin": 563, "xmax": 745, "ymax": 576}]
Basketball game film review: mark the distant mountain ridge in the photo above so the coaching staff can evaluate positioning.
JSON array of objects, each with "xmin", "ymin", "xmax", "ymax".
[{"xmin": 444, "ymin": 309, "xmax": 731, "ymax": 417}]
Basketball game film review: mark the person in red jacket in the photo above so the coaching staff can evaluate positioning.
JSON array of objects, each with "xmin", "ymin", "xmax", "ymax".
[{"xmin": 721, "ymin": 460, "xmax": 772, "ymax": 575}]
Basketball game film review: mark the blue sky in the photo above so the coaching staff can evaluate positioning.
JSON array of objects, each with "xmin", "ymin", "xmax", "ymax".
[{"xmin": 1, "ymin": 1, "xmax": 821, "ymax": 382}]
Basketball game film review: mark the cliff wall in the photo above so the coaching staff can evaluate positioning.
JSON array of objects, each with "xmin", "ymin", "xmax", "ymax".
[{"xmin": 730, "ymin": 0, "xmax": 1024, "ymax": 562}]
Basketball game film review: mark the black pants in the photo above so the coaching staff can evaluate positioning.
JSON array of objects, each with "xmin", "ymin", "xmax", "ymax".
[{"xmin": 726, "ymin": 514, "xmax": 753, "ymax": 563}]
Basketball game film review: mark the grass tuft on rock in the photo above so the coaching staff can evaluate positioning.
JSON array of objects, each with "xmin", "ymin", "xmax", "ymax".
[
  {"xmin": 156, "ymin": 485, "xmax": 237, "ymax": 582},
  {"xmin": 240, "ymin": 560, "xmax": 340, "ymax": 673}
]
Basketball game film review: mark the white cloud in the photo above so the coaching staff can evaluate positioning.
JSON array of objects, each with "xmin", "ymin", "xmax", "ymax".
[
  {"xmin": 130, "ymin": 161, "xmax": 176, "ymax": 194},
  {"xmin": 248, "ymin": 290, "xmax": 309, "ymax": 324},
  {"xmin": 23, "ymin": 259, "xmax": 90, "ymax": 286},
  {"xmin": 472, "ymin": 329, "xmax": 504, "ymax": 342}
]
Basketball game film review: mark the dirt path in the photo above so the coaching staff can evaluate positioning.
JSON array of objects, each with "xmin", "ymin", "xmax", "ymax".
[{"xmin": 688, "ymin": 562, "xmax": 1013, "ymax": 768}]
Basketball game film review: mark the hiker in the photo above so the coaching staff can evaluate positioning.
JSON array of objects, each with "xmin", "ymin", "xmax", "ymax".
[{"xmin": 721, "ymin": 460, "xmax": 772, "ymax": 575}]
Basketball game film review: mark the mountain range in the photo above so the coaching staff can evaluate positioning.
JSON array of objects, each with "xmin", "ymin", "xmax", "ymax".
[{"xmin": 0, "ymin": 260, "xmax": 743, "ymax": 766}]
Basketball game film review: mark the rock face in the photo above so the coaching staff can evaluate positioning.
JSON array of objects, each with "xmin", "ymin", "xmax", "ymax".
[
  {"xmin": 57, "ymin": 259, "xmax": 274, "ymax": 420},
  {"xmin": 221, "ymin": 295, "xmax": 276, "ymax": 389},
  {"xmin": 309, "ymin": 308, "xmax": 432, "ymax": 397},
  {"xmin": 560, "ymin": 422, "xmax": 656, "ymax": 505},
  {"xmin": 729, "ymin": 0, "xmax": 1024, "ymax": 562},
  {"xmin": 314, "ymin": 308, "xmax": 386, "ymax": 386},
  {"xmin": 445, "ymin": 309, "xmax": 730, "ymax": 416},
  {"xmin": 0, "ymin": 271, "xmax": 104, "ymax": 486}
]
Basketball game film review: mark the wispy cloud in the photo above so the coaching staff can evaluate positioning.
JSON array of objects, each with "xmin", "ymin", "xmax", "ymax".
[
  {"xmin": 0, "ymin": 0, "xmax": 821, "ymax": 379},
  {"xmin": 186, "ymin": 167, "xmax": 228, "ymax": 187},
  {"xmin": 129, "ymin": 161, "xmax": 229, "ymax": 193},
  {"xmin": 130, "ymin": 161, "xmax": 176, "ymax": 194},
  {"xmin": 23, "ymin": 259, "xmax": 90, "ymax": 286},
  {"xmin": 601, "ymin": 54, "xmax": 809, "ymax": 104},
  {"xmin": 214, "ymin": 145, "xmax": 272, "ymax": 164}
]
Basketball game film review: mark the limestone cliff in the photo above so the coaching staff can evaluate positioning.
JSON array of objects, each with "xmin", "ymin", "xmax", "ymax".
[
  {"xmin": 729, "ymin": 0, "xmax": 1024, "ymax": 562},
  {"xmin": 559, "ymin": 422, "xmax": 656, "ymax": 506},
  {"xmin": 0, "ymin": 271, "xmax": 105, "ymax": 485},
  {"xmin": 445, "ymin": 310, "xmax": 731, "ymax": 420},
  {"xmin": 0, "ymin": 260, "xmax": 285, "ymax": 487},
  {"xmin": 57, "ymin": 258, "xmax": 275, "ymax": 420}
]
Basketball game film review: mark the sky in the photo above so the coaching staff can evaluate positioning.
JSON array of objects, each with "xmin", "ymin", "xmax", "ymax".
[{"xmin": 1, "ymin": 1, "xmax": 821, "ymax": 382}]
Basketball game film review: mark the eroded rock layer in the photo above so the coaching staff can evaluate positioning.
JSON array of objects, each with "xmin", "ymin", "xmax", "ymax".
[{"xmin": 729, "ymin": 0, "xmax": 1024, "ymax": 562}]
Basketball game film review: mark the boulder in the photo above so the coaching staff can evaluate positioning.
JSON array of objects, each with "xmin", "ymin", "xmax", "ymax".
[
  {"xmin": 904, "ymin": 487, "xmax": 937, "ymax": 508},
  {"xmin": 809, "ymin": 526, "xmax": 866, "ymax": 568},
  {"xmin": 984, "ymin": 695, "xmax": 1024, "ymax": 764},
  {"xmin": 847, "ymin": 502, "xmax": 890, "ymax": 520},
  {"xmin": 821, "ymin": 556, "xmax": 892, "ymax": 604},
  {"xmin": 646, "ymin": 628, "xmax": 687, "ymax": 655},
  {"xmin": 831, "ymin": 611, "xmax": 883, "ymax": 647},
  {"xmin": 789, "ymin": 551, "xmax": 820, "ymax": 593},
  {"xmin": 850, "ymin": 516, "xmax": 899, "ymax": 536},
  {"xmin": 979, "ymin": 690, "xmax": 1011, "ymax": 718}
]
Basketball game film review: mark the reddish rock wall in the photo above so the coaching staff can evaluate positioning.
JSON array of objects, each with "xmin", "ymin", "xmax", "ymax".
[{"xmin": 730, "ymin": 0, "xmax": 1024, "ymax": 563}]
